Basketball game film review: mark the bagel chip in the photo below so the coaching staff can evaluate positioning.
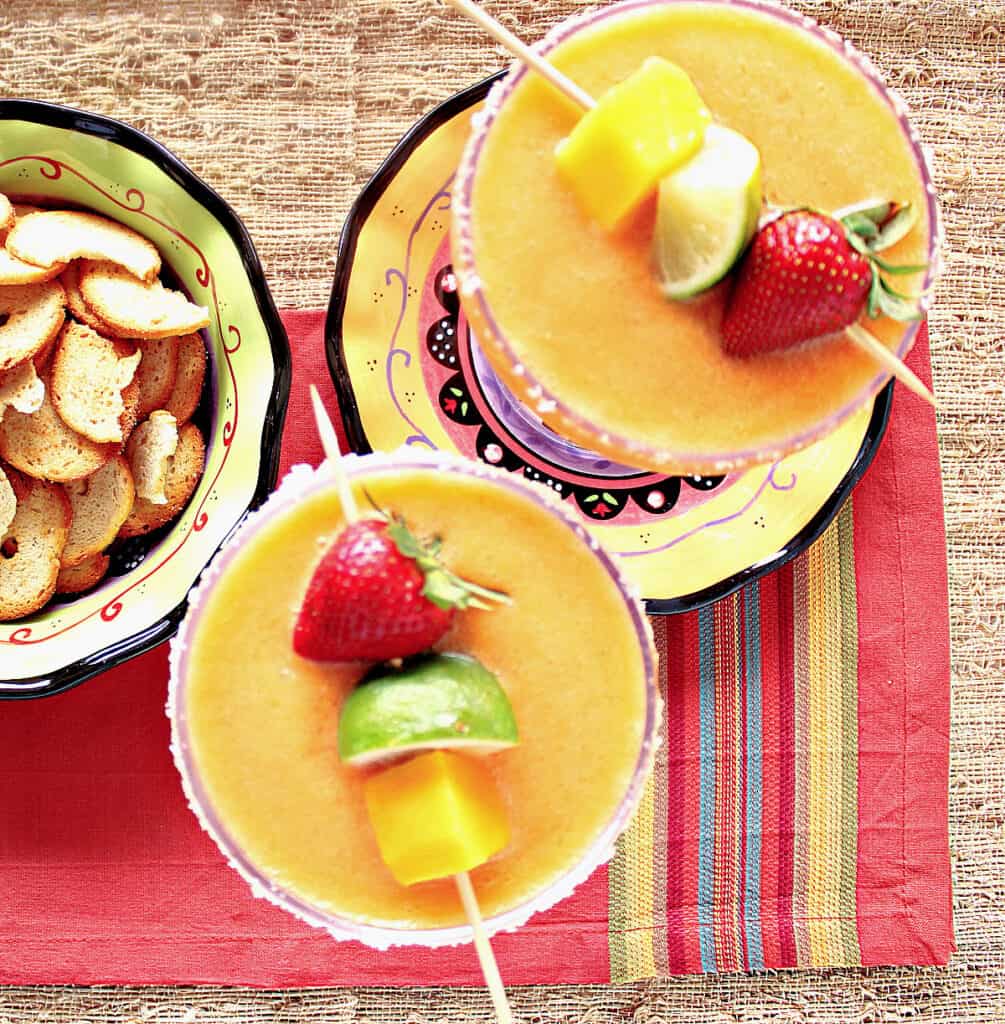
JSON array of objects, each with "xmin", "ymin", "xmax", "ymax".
[
  {"xmin": 0, "ymin": 369, "xmax": 115, "ymax": 482},
  {"xmin": 56, "ymin": 551, "xmax": 110, "ymax": 595},
  {"xmin": 61, "ymin": 455, "xmax": 135, "ymax": 568},
  {"xmin": 126, "ymin": 410, "xmax": 178, "ymax": 505},
  {"xmin": 0, "ymin": 280, "xmax": 66, "ymax": 372},
  {"xmin": 135, "ymin": 337, "xmax": 180, "ymax": 418},
  {"xmin": 0, "ymin": 195, "xmax": 12, "ymax": 237},
  {"xmin": 50, "ymin": 323, "xmax": 142, "ymax": 444},
  {"xmin": 164, "ymin": 332, "xmax": 207, "ymax": 424},
  {"xmin": 7, "ymin": 210, "xmax": 161, "ymax": 281},
  {"xmin": 0, "ymin": 464, "xmax": 15, "ymax": 538},
  {"xmin": 78, "ymin": 261, "xmax": 209, "ymax": 340},
  {"xmin": 121, "ymin": 421, "xmax": 204, "ymax": 538},
  {"xmin": 0, "ymin": 468, "xmax": 72, "ymax": 620},
  {"xmin": 0, "ymin": 359, "xmax": 45, "ymax": 417}
]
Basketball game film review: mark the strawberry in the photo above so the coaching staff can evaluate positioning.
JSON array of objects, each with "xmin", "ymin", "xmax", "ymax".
[
  {"xmin": 293, "ymin": 513, "xmax": 509, "ymax": 663},
  {"xmin": 722, "ymin": 202, "xmax": 926, "ymax": 357}
]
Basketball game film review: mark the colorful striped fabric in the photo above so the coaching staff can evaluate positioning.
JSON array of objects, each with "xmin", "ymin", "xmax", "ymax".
[
  {"xmin": 0, "ymin": 315, "xmax": 953, "ymax": 988},
  {"xmin": 608, "ymin": 497, "xmax": 948, "ymax": 980}
]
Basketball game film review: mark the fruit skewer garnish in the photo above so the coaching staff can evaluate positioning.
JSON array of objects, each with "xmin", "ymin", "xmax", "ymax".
[
  {"xmin": 443, "ymin": 0, "xmax": 936, "ymax": 408},
  {"xmin": 721, "ymin": 203, "xmax": 937, "ymax": 406},
  {"xmin": 306, "ymin": 385, "xmax": 514, "ymax": 1024},
  {"xmin": 296, "ymin": 398, "xmax": 508, "ymax": 664}
]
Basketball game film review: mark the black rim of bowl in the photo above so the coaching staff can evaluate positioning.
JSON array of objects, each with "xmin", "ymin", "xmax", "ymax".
[
  {"xmin": 324, "ymin": 73, "xmax": 894, "ymax": 616},
  {"xmin": 0, "ymin": 99, "xmax": 292, "ymax": 699}
]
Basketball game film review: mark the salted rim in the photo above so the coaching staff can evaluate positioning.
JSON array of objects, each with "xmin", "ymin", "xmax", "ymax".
[
  {"xmin": 450, "ymin": 0, "xmax": 943, "ymax": 475},
  {"xmin": 167, "ymin": 448, "xmax": 661, "ymax": 949}
]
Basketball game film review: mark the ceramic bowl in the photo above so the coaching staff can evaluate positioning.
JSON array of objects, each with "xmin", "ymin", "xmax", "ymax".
[{"xmin": 0, "ymin": 100, "xmax": 290, "ymax": 699}]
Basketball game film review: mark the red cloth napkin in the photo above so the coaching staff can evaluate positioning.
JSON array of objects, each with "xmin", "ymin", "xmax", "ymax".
[{"xmin": 0, "ymin": 311, "xmax": 951, "ymax": 985}]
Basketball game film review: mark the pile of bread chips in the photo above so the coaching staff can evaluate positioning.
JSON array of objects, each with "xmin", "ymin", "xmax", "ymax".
[{"xmin": 0, "ymin": 194, "xmax": 210, "ymax": 621}]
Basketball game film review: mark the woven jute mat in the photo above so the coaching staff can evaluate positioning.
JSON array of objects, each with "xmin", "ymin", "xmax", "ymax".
[{"xmin": 0, "ymin": 0, "xmax": 1002, "ymax": 1020}]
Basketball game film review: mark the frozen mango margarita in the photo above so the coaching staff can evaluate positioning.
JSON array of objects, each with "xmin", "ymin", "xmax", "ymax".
[
  {"xmin": 170, "ymin": 452, "xmax": 658, "ymax": 944},
  {"xmin": 452, "ymin": 0, "xmax": 938, "ymax": 474}
]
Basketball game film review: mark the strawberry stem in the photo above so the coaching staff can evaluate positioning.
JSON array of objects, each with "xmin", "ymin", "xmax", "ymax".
[
  {"xmin": 841, "ymin": 201, "xmax": 926, "ymax": 324},
  {"xmin": 364, "ymin": 491, "xmax": 513, "ymax": 613}
]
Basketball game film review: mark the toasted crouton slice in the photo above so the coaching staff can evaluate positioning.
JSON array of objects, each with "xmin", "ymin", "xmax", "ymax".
[
  {"xmin": 125, "ymin": 410, "xmax": 178, "ymax": 504},
  {"xmin": 120, "ymin": 421, "xmax": 204, "ymax": 538},
  {"xmin": 164, "ymin": 333, "xmax": 207, "ymax": 424},
  {"xmin": 32, "ymin": 330, "xmax": 59, "ymax": 373},
  {"xmin": 78, "ymin": 261, "xmax": 209, "ymax": 340},
  {"xmin": 119, "ymin": 377, "xmax": 142, "ymax": 445},
  {"xmin": 0, "ymin": 359, "xmax": 45, "ymax": 417},
  {"xmin": 0, "ymin": 196, "xmax": 12, "ymax": 237},
  {"xmin": 0, "ymin": 280, "xmax": 66, "ymax": 372},
  {"xmin": 0, "ymin": 247, "xmax": 67, "ymax": 286},
  {"xmin": 61, "ymin": 455, "xmax": 135, "ymax": 568},
  {"xmin": 135, "ymin": 337, "xmax": 179, "ymax": 418},
  {"xmin": 0, "ymin": 370, "xmax": 115, "ymax": 482},
  {"xmin": 61, "ymin": 262, "xmax": 113, "ymax": 334},
  {"xmin": 0, "ymin": 205, "xmax": 66, "ymax": 285},
  {"xmin": 0, "ymin": 468, "xmax": 72, "ymax": 620},
  {"xmin": 60, "ymin": 263, "xmax": 88, "ymax": 319},
  {"xmin": 56, "ymin": 551, "xmax": 110, "ymax": 595},
  {"xmin": 6, "ymin": 211, "xmax": 161, "ymax": 282},
  {"xmin": 0, "ymin": 464, "xmax": 15, "ymax": 537},
  {"xmin": 50, "ymin": 323, "xmax": 142, "ymax": 444}
]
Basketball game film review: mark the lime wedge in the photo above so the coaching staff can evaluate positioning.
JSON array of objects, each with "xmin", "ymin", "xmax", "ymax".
[
  {"xmin": 653, "ymin": 124, "xmax": 762, "ymax": 300},
  {"xmin": 338, "ymin": 652, "xmax": 519, "ymax": 767}
]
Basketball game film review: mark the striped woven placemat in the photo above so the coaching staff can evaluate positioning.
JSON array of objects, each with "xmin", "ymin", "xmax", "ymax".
[{"xmin": 0, "ymin": 313, "xmax": 951, "ymax": 989}]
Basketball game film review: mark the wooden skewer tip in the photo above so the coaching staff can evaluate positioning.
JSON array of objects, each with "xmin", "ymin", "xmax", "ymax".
[
  {"xmin": 455, "ymin": 871, "xmax": 513, "ymax": 1024},
  {"xmin": 308, "ymin": 384, "xmax": 360, "ymax": 523},
  {"xmin": 442, "ymin": 0, "xmax": 595, "ymax": 110},
  {"xmin": 844, "ymin": 323, "xmax": 938, "ymax": 410}
]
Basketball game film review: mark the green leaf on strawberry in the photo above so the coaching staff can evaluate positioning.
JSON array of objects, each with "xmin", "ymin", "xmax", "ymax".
[
  {"xmin": 842, "ymin": 212, "xmax": 880, "ymax": 242},
  {"xmin": 871, "ymin": 204, "xmax": 918, "ymax": 253},
  {"xmin": 843, "ymin": 199, "xmax": 895, "ymax": 225},
  {"xmin": 383, "ymin": 512, "xmax": 511, "ymax": 613},
  {"xmin": 870, "ymin": 253, "xmax": 928, "ymax": 276},
  {"xmin": 873, "ymin": 276, "xmax": 925, "ymax": 322}
]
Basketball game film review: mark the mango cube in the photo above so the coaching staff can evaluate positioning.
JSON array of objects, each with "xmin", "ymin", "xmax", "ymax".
[
  {"xmin": 554, "ymin": 57, "xmax": 711, "ymax": 230},
  {"xmin": 364, "ymin": 750, "xmax": 510, "ymax": 886}
]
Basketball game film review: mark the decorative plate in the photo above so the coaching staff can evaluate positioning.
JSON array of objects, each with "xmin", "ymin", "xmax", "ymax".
[
  {"xmin": 325, "ymin": 76, "xmax": 890, "ymax": 614},
  {"xmin": 0, "ymin": 101, "xmax": 290, "ymax": 698}
]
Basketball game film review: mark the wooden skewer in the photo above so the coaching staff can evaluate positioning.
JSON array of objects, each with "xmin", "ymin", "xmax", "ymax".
[
  {"xmin": 443, "ymin": 0, "xmax": 594, "ymax": 110},
  {"xmin": 308, "ymin": 384, "xmax": 515, "ymax": 1024},
  {"xmin": 442, "ymin": 0, "xmax": 937, "ymax": 410},
  {"xmin": 845, "ymin": 323, "xmax": 938, "ymax": 408},
  {"xmin": 455, "ymin": 872, "xmax": 514, "ymax": 1024},
  {"xmin": 309, "ymin": 384, "xmax": 359, "ymax": 523}
]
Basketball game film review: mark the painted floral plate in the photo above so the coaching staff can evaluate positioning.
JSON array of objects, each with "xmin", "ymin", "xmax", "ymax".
[{"xmin": 325, "ymin": 76, "xmax": 890, "ymax": 614}]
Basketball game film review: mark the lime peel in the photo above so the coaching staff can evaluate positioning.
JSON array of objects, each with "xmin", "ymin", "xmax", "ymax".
[
  {"xmin": 653, "ymin": 124, "xmax": 762, "ymax": 301},
  {"xmin": 338, "ymin": 652, "xmax": 519, "ymax": 767}
]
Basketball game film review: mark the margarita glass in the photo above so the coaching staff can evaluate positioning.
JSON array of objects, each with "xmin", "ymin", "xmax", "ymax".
[
  {"xmin": 451, "ymin": 0, "xmax": 939, "ymax": 475},
  {"xmin": 169, "ymin": 450, "xmax": 659, "ymax": 947}
]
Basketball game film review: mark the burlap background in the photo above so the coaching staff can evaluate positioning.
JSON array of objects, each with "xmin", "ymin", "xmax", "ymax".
[{"xmin": 0, "ymin": 0, "xmax": 1001, "ymax": 1020}]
